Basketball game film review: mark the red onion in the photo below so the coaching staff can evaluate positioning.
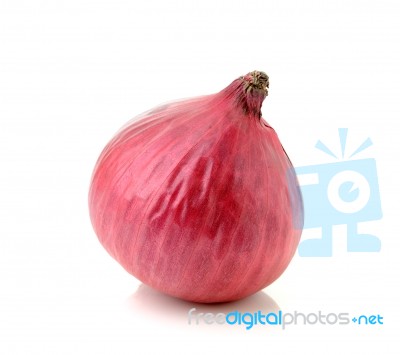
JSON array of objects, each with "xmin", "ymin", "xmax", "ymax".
[{"xmin": 89, "ymin": 71, "xmax": 303, "ymax": 303}]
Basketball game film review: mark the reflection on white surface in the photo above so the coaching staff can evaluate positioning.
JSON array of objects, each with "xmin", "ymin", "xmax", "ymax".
[{"xmin": 126, "ymin": 284, "xmax": 280, "ymax": 330}]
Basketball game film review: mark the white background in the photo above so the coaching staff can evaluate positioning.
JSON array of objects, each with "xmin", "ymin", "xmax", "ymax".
[{"xmin": 1, "ymin": 0, "xmax": 399, "ymax": 354}]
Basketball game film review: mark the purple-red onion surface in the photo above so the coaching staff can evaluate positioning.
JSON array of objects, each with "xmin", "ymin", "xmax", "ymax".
[{"xmin": 89, "ymin": 71, "xmax": 303, "ymax": 303}]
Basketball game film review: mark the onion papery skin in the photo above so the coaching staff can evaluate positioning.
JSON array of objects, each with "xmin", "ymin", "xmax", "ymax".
[{"xmin": 89, "ymin": 71, "xmax": 303, "ymax": 303}]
